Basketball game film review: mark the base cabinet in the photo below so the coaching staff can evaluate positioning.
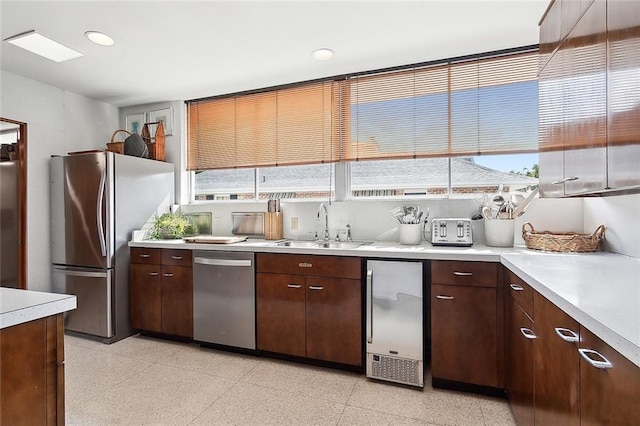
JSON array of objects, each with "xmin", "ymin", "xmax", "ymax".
[
  {"xmin": 533, "ymin": 292, "xmax": 580, "ymax": 426},
  {"xmin": 0, "ymin": 315, "xmax": 65, "ymax": 426},
  {"xmin": 130, "ymin": 248, "xmax": 193, "ymax": 338},
  {"xmin": 256, "ymin": 253, "xmax": 362, "ymax": 367},
  {"xmin": 579, "ymin": 327, "xmax": 640, "ymax": 426},
  {"xmin": 504, "ymin": 266, "xmax": 640, "ymax": 426},
  {"xmin": 431, "ymin": 261, "xmax": 501, "ymax": 388}
]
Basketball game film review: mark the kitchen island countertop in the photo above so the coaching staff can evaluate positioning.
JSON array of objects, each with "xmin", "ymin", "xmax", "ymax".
[{"xmin": 0, "ymin": 287, "xmax": 76, "ymax": 329}]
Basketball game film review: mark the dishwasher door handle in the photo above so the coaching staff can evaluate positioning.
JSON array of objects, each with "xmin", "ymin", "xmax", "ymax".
[{"xmin": 194, "ymin": 257, "xmax": 252, "ymax": 267}]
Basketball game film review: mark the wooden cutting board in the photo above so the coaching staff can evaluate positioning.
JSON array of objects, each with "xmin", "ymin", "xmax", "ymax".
[{"xmin": 183, "ymin": 236, "xmax": 248, "ymax": 244}]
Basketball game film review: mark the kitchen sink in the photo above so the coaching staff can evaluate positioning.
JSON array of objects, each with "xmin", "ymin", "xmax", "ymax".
[
  {"xmin": 271, "ymin": 240, "xmax": 319, "ymax": 248},
  {"xmin": 271, "ymin": 240, "xmax": 373, "ymax": 249},
  {"xmin": 316, "ymin": 241, "xmax": 372, "ymax": 249}
]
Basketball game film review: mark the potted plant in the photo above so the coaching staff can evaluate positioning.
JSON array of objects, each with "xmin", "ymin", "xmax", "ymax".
[{"xmin": 149, "ymin": 212, "xmax": 195, "ymax": 240}]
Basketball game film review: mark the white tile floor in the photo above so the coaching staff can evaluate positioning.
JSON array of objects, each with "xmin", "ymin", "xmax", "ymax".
[{"xmin": 64, "ymin": 334, "xmax": 516, "ymax": 425}]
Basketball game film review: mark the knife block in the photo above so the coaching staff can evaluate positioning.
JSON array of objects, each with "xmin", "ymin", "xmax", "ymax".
[{"xmin": 264, "ymin": 212, "xmax": 283, "ymax": 240}]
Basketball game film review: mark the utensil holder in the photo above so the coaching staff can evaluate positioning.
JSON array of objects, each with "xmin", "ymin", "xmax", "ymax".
[
  {"xmin": 485, "ymin": 219, "xmax": 515, "ymax": 247},
  {"xmin": 399, "ymin": 223, "xmax": 422, "ymax": 245},
  {"xmin": 264, "ymin": 212, "xmax": 283, "ymax": 240}
]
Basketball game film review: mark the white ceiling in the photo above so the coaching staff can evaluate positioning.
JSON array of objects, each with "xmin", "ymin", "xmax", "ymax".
[{"xmin": 0, "ymin": 0, "xmax": 548, "ymax": 108}]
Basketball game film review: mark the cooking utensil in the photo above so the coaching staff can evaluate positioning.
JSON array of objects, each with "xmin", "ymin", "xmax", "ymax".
[
  {"xmin": 482, "ymin": 206, "xmax": 493, "ymax": 220},
  {"xmin": 512, "ymin": 188, "xmax": 539, "ymax": 218}
]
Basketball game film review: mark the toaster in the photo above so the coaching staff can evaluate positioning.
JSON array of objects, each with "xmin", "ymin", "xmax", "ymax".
[{"xmin": 431, "ymin": 218, "xmax": 473, "ymax": 246}]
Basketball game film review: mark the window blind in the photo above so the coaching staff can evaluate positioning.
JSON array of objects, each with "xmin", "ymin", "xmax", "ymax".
[
  {"xmin": 344, "ymin": 50, "xmax": 539, "ymax": 161},
  {"xmin": 187, "ymin": 81, "xmax": 344, "ymax": 170},
  {"xmin": 187, "ymin": 48, "xmax": 538, "ymax": 170}
]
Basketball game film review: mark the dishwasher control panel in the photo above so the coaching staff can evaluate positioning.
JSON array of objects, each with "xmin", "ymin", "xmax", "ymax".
[{"xmin": 430, "ymin": 218, "xmax": 473, "ymax": 246}]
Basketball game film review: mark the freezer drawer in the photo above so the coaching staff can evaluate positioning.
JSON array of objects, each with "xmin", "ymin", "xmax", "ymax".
[{"xmin": 52, "ymin": 265, "xmax": 113, "ymax": 338}]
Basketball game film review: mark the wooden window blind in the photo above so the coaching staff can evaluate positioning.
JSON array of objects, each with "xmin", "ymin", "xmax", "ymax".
[
  {"xmin": 344, "ymin": 50, "xmax": 539, "ymax": 161},
  {"xmin": 187, "ymin": 81, "xmax": 344, "ymax": 170},
  {"xmin": 187, "ymin": 48, "xmax": 538, "ymax": 170}
]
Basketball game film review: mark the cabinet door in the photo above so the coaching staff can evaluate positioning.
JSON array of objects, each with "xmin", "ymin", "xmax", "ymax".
[
  {"xmin": 533, "ymin": 292, "xmax": 580, "ymax": 426},
  {"xmin": 161, "ymin": 265, "xmax": 193, "ymax": 338},
  {"xmin": 431, "ymin": 284, "xmax": 497, "ymax": 387},
  {"xmin": 607, "ymin": 0, "xmax": 640, "ymax": 189},
  {"xmin": 129, "ymin": 263, "xmax": 162, "ymax": 333},
  {"xmin": 507, "ymin": 301, "xmax": 535, "ymax": 426},
  {"xmin": 256, "ymin": 273, "xmax": 306, "ymax": 357},
  {"xmin": 579, "ymin": 327, "xmax": 640, "ymax": 426},
  {"xmin": 562, "ymin": 0, "xmax": 607, "ymax": 195},
  {"xmin": 305, "ymin": 277, "xmax": 361, "ymax": 366}
]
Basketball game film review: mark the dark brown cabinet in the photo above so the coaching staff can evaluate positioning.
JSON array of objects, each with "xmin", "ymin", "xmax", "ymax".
[
  {"xmin": 431, "ymin": 261, "xmax": 501, "ymax": 388},
  {"xmin": 533, "ymin": 291, "xmax": 580, "ymax": 426},
  {"xmin": 504, "ymin": 269, "xmax": 535, "ymax": 426},
  {"xmin": 130, "ymin": 248, "xmax": 193, "ymax": 338},
  {"xmin": 504, "ymin": 265, "xmax": 640, "ymax": 426},
  {"xmin": 579, "ymin": 327, "xmax": 640, "ymax": 426},
  {"xmin": 1, "ymin": 314, "xmax": 65, "ymax": 425},
  {"xmin": 256, "ymin": 253, "xmax": 362, "ymax": 367}
]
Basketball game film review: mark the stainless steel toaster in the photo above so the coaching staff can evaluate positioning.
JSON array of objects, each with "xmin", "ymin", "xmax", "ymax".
[{"xmin": 430, "ymin": 218, "xmax": 473, "ymax": 246}]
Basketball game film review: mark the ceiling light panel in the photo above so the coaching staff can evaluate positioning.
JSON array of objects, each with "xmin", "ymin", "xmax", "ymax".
[
  {"xmin": 312, "ymin": 48, "xmax": 335, "ymax": 61},
  {"xmin": 5, "ymin": 30, "xmax": 83, "ymax": 62}
]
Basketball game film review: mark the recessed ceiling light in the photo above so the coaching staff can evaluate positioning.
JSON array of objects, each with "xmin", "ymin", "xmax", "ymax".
[
  {"xmin": 312, "ymin": 48, "xmax": 335, "ymax": 61},
  {"xmin": 4, "ymin": 30, "xmax": 83, "ymax": 62},
  {"xmin": 85, "ymin": 31, "xmax": 115, "ymax": 47}
]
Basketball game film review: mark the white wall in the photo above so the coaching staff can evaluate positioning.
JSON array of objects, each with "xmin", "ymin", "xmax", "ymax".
[
  {"xmin": 583, "ymin": 193, "xmax": 640, "ymax": 258},
  {"xmin": 119, "ymin": 101, "xmax": 187, "ymax": 204},
  {"xmin": 1, "ymin": 70, "xmax": 119, "ymax": 292}
]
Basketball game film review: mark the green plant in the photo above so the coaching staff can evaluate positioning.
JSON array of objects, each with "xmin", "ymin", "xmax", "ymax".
[{"xmin": 149, "ymin": 212, "xmax": 195, "ymax": 240}]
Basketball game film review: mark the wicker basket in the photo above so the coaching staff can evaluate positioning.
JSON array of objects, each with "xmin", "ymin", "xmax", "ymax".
[
  {"xmin": 522, "ymin": 222, "xmax": 605, "ymax": 253},
  {"xmin": 106, "ymin": 130, "xmax": 130, "ymax": 154},
  {"xmin": 141, "ymin": 121, "xmax": 165, "ymax": 161}
]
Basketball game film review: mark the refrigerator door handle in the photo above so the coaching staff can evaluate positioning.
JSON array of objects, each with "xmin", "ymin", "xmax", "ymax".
[
  {"xmin": 52, "ymin": 265, "xmax": 107, "ymax": 278},
  {"xmin": 366, "ymin": 269, "xmax": 373, "ymax": 344},
  {"xmin": 96, "ymin": 168, "xmax": 107, "ymax": 257}
]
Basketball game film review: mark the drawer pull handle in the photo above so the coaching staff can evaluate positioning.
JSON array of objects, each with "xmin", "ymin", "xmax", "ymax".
[
  {"xmin": 298, "ymin": 262, "xmax": 313, "ymax": 268},
  {"xmin": 287, "ymin": 284, "xmax": 302, "ymax": 289},
  {"xmin": 171, "ymin": 255, "xmax": 183, "ymax": 260},
  {"xmin": 510, "ymin": 284, "xmax": 524, "ymax": 291},
  {"xmin": 436, "ymin": 295, "xmax": 455, "ymax": 300},
  {"xmin": 578, "ymin": 348, "xmax": 613, "ymax": 369},
  {"xmin": 148, "ymin": 272, "xmax": 159, "ymax": 276},
  {"xmin": 453, "ymin": 271, "xmax": 473, "ymax": 276},
  {"xmin": 163, "ymin": 273, "xmax": 174, "ymax": 277},
  {"xmin": 139, "ymin": 254, "xmax": 151, "ymax": 258},
  {"xmin": 555, "ymin": 327, "xmax": 579, "ymax": 343},
  {"xmin": 309, "ymin": 286, "xmax": 324, "ymax": 290},
  {"xmin": 520, "ymin": 328, "xmax": 537, "ymax": 339}
]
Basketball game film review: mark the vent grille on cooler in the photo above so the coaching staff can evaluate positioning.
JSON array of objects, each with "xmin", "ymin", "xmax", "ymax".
[{"xmin": 371, "ymin": 354, "xmax": 420, "ymax": 386}]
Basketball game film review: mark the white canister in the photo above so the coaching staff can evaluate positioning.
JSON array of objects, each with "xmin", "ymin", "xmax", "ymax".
[
  {"xmin": 399, "ymin": 223, "xmax": 422, "ymax": 245},
  {"xmin": 484, "ymin": 219, "xmax": 515, "ymax": 247}
]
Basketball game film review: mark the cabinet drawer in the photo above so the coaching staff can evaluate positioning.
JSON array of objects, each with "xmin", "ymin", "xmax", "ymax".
[
  {"xmin": 505, "ymin": 269, "xmax": 533, "ymax": 317},
  {"xmin": 162, "ymin": 249, "xmax": 192, "ymax": 267},
  {"xmin": 431, "ymin": 261, "xmax": 497, "ymax": 287},
  {"xmin": 130, "ymin": 247, "xmax": 161, "ymax": 265},
  {"xmin": 256, "ymin": 253, "xmax": 361, "ymax": 279}
]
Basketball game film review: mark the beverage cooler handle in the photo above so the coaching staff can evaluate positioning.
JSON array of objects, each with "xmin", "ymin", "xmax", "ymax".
[
  {"xmin": 96, "ymin": 169, "xmax": 107, "ymax": 257},
  {"xmin": 366, "ymin": 269, "xmax": 373, "ymax": 344}
]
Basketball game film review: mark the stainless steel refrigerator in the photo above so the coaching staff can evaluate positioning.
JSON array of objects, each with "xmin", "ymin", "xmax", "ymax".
[
  {"xmin": 366, "ymin": 259, "xmax": 425, "ymax": 387},
  {"xmin": 51, "ymin": 151, "xmax": 174, "ymax": 343}
]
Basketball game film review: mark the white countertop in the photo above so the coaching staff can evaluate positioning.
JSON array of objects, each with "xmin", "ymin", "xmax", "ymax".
[
  {"xmin": 502, "ymin": 252, "xmax": 640, "ymax": 368},
  {"xmin": 0, "ymin": 288, "xmax": 77, "ymax": 329},
  {"xmin": 130, "ymin": 238, "xmax": 640, "ymax": 367},
  {"xmin": 129, "ymin": 238, "xmax": 519, "ymax": 262}
]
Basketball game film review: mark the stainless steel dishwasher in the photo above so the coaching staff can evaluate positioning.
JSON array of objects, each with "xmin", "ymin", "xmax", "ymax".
[{"xmin": 193, "ymin": 251, "xmax": 255, "ymax": 350}]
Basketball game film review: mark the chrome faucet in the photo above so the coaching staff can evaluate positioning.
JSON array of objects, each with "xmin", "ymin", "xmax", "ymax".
[{"xmin": 317, "ymin": 203, "xmax": 329, "ymax": 241}]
